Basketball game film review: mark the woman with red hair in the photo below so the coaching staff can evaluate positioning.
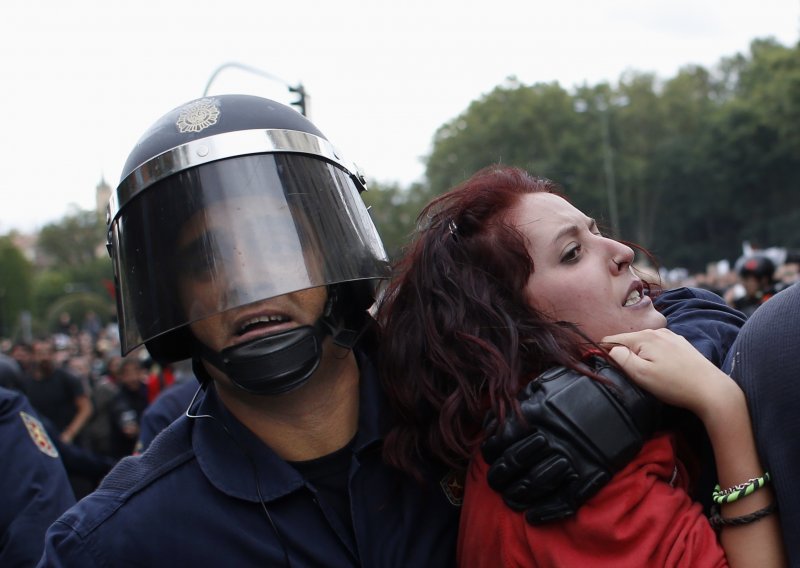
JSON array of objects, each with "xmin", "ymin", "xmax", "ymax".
[{"xmin": 378, "ymin": 166, "xmax": 784, "ymax": 566}]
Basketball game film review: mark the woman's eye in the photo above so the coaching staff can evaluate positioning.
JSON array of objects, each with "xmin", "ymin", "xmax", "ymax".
[{"xmin": 561, "ymin": 244, "xmax": 581, "ymax": 263}]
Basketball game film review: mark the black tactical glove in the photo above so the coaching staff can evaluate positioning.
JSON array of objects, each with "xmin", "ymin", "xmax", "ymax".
[{"xmin": 481, "ymin": 356, "xmax": 662, "ymax": 524}]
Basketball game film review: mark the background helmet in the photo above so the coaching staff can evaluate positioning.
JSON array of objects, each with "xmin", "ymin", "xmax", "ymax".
[
  {"xmin": 107, "ymin": 95, "xmax": 390, "ymax": 363},
  {"xmin": 737, "ymin": 255, "xmax": 776, "ymax": 281}
]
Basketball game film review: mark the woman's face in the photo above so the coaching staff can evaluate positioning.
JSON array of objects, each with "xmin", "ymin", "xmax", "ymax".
[{"xmin": 509, "ymin": 192, "xmax": 666, "ymax": 342}]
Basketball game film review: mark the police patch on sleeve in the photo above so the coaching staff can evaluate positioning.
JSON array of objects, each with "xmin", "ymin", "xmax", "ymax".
[
  {"xmin": 20, "ymin": 411, "xmax": 59, "ymax": 458},
  {"xmin": 176, "ymin": 98, "xmax": 221, "ymax": 133},
  {"xmin": 440, "ymin": 470, "xmax": 464, "ymax": 506}
]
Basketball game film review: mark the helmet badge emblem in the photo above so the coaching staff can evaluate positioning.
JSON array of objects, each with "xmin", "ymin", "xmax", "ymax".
[{"xmin": 176, "ymin": 98, "xmax": 221, "ymax": 133}]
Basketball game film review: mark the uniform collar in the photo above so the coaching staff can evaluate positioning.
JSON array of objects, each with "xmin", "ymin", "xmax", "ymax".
[
  {"xmin": 350, "ymin": 349, "xmax": 385, "ymax": 454},
  {"xmin": 192, "ymin": 348, "xmax": 385, "ymax": 503}
]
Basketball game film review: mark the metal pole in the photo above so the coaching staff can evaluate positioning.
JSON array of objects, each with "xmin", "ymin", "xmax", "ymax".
[{"xmin": 202, "ymin": 62, "xmax": 308, "ymax": 116}]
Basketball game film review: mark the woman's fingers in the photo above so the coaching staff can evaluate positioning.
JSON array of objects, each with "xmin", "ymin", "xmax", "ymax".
[{"xmin": 601, "ymin": 328, "xmax": 730, "ymax": 415}]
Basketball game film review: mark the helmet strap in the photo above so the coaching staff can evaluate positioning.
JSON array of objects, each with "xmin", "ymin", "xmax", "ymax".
[
  {"xmin": 194, "ymin": 322, "xmax": 327, "ymax": 396},
  {"xmin": 192, "ymin": 285, "xmax": 370, "ymax": 396}
]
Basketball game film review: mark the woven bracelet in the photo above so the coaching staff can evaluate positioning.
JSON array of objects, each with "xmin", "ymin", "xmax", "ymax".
[
  {"xmin": 709, "ymin": 502, "xmax": 777, "ymax": 531},
  {"xmin": 712, "ymin": 472, "xmax": 771, "ymax": 505}
]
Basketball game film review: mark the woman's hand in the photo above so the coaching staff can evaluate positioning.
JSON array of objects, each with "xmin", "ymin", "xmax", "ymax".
[
  {"xmin": 604, "ymin": 328, "xmax": 786, "ymax": 567},
  {"xmin": 601, "ymin": 328, "xmax": 742, "ymax": 422}
]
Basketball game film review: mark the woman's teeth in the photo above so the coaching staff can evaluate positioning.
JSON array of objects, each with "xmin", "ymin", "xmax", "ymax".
[{"xmin": 624, "ymin": 290, "xmax": 641, "ymax": 307}]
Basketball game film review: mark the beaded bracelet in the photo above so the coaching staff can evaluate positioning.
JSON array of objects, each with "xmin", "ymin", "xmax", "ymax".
[
  {"xmin": 709, "ymin": 502, "xmax": 777, "ymax": 531},
  {"xmin": 712, "ymin": 472, "xmax": 771, "ymax": 505}
]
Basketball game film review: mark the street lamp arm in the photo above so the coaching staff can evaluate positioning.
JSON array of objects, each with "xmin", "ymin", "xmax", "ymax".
[{"xmin": 203, "ymin": 62, "xmax": 294, "ymax": 96}]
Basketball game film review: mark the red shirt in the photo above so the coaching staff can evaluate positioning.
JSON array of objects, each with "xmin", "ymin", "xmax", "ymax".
[{"xmin": 458, "ymin": 433, "xmax": 727, "ymax": 568}]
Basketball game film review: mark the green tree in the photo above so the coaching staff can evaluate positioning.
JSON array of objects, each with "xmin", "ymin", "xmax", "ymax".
[
  {"xmin": 710, "ymin": 38, "xmax": 800, "ymax": 252},
  {"xmin": 37, "ymin": 207, "xmax": 107, "ymax": 269},
  {"xmin": 0, "ymin": 236, "xmax": 34, "ymax": 337},
  {"xmin": 425, "ymin": 77, "xmax": 588, "ymax": 202},
  {"xmin": 640, "ymin": 66, "xmax": 733, "ymax": 269},
  {"xmin": 420, "ymin": 37, "xmax": 800, "ymax": 272},
  {"xmin": 33, "ymin": 207, "xmax": 114, "ymax": 326},
  {"xmin": 361, "ymin": 180, "xmax": 429, "ymax": 260}
]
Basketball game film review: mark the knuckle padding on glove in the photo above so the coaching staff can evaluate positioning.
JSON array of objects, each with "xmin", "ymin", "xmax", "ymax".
[
  {"xmin": 530, "ymin": 357, "xmax": 660, "ymax": 472},
  {"xmin": 486, "ymin": 432, "xmax": 549, "ymax": 489},
  {"xmin": 502, "ymin": 453, "xmax": 574, "ymax": 509},
  {"xmin": 484, "ymin": 356, "xmax": 662, "ymax": 522}
]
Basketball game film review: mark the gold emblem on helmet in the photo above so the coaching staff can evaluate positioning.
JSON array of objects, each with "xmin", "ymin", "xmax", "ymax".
[{"xmin": 176, "ymin": 98, "xmax": 221, "ymax": 133}]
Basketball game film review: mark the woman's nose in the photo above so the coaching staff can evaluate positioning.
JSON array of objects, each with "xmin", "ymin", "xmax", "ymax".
[{"xmin": 610, "ymin": 242, "xmax": 635, "ymax": 273}]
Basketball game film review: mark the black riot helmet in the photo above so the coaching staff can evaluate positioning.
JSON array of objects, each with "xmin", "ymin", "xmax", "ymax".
[
  {"xmin": 737, "ymin": 255, "xmax": 776, "ymax": 281},
  {"xmin": 107, "ymin": 95, "xmax": 390, "ymax": 395}
]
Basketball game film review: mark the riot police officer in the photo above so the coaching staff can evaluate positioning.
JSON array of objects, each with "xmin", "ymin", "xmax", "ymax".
[
  {"xmin": 0, "ymin": 362, "xmax": 75, "ymax": 566},
  {"xmin": 732, "ymin": 254, "xmax": 781, "ymax": 317},
  {"xmin": 39, "ymin": 95, "xmax": 459, "ymax": 567}
]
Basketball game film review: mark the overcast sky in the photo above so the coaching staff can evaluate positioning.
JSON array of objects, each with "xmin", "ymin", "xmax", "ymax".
[{"xmin": 1, "ymin": 0, "xmax": 798, "ymax": 233}]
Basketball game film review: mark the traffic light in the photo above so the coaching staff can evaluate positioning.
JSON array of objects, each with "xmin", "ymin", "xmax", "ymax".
[{"xmin": 289, "ymin": 84, "xmax": 307, "ymax": 116}]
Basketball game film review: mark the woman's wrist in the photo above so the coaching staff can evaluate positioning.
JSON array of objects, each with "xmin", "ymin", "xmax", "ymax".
[{"xmin": 694, "ymin": 376, "xmax": 747, "ymax": 432}]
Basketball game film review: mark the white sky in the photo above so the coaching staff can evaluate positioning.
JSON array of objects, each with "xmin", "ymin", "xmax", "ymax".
[{"xmin": 1, "ymin": 0, "xmax": 798, "ymax": 233}]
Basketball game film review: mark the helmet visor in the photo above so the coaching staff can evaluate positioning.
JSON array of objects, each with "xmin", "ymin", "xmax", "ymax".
[{"xmin": 109, "ymin": 153, "xmax": 389, "ymax": 354}]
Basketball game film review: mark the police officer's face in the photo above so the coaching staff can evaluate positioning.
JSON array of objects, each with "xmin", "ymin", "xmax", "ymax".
[
  {"xmin": 176, "ymin": 199, "xmax": 328, "ymax": 353},
  {"xmin": 175, "ymin": 195, "xmax": 326, "ymax": 323},
  {"xmin": 741, "ymin": 274, "xmax": 763, "ymax": 297}
]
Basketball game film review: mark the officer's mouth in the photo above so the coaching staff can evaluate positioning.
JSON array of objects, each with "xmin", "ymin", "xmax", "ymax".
[{"xmin": 232, "ymin": 313, "xmax": 296, "ymax": 344}]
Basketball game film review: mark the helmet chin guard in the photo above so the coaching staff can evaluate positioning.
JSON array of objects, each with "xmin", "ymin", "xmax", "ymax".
[
  {"xmin": 191, "ymin": 283, "xmax": 374, "ymax": 396},
  {"xmin": 194, "ymin": 323, "xmax": 327, "ymax": 396}
]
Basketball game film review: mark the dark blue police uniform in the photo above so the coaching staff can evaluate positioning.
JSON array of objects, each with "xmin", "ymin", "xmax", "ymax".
[
  {"xmin": 655, "ymin": 286, "xmax": 746, "ymax": 366},
  {"xmin": 39, "ymin": 353, "xmax": 459, "ymax": 567},
  {"xmin": 723, "ymin": 283, "xmax": 799, "ymax": 564},
  {"xmin": 0, "ymin": 387, "xmax": 75, "ymax": 567},
  {"xmin": 136, "ymin": 379, "xmax": 198, "ymax": 454}
]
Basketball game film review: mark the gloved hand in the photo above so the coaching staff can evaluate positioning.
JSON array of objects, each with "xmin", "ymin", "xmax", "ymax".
[{"xmin": 481, "ymin": 356, "xmax": 662, "ymax": 524}]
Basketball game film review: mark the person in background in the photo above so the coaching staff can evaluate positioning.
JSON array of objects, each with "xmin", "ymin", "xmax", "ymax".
[
  {"xmin": 81, "ymin": 356, "xmax": 121, "ymax": 459},
  {"xmin": 22, "ymin": 339, "xmax": 92, "ymax": 446},
  {"xmin": 108, "ymin": 355, "xmax": 149, "ymax": 459},
  {"xmin": 730, "ymin": 255, "xmax": 782, "ymax": 318},
  {"xmin": 10, "ymin": 341, "xmax": 34, "ymax": 376},
  {"xmin": 0, "ymin": 369, "xmax": 75, "ymax": 567},
  {"xmin": 135, "ymin": 360, "xmax": 197, "ymax": 454}
]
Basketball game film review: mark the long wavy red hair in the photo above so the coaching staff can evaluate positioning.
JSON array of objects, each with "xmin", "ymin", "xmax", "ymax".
[{"xmin": 378, "ymin": 166, "xmax": 613, "ymax": 477}]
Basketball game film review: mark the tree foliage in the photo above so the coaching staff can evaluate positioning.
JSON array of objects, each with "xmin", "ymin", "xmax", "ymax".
[
  {"xmin": 0, "ymin": 236, "xmax": 33, "ymax": 336},
  {"xmin": 420, "ymin": 37, "xmax": 800, "ymax": 271},
  {"xmin": 29, "ymin": 208, "xmax": 114, "ymax": 330}
]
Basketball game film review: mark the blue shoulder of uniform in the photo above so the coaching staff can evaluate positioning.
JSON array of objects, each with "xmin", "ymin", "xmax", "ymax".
[
  {"xmin": 56, "ymin": 416, "xmax": 196, "ymax": 536},
  {"xmin": 656, "ymin": 286, "xmax": 745, "ymax": 366},
  {"xmin": 0, "ymin": 385, "xmax": 26, "ymax": 412}
]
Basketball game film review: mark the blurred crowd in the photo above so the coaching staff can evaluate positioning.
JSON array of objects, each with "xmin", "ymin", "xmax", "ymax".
[
  {"xmin": 661, "ymin": 250, "xmax": 799, "ymax": 318},
  {"xmin": 0, "ymin": 313, "xmax": 195, "ymax": 499}
]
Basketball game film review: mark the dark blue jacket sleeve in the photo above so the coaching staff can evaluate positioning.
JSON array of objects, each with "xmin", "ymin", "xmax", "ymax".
[
  {"xmin": 723, "ymin": 283, "xmax": 800, "ymax": 565},
  {"xmin": 655, "ymin": 287, "xmax": 746, "ymax": 366},
  {"xmin": 137, "ymin": 381, "xmax": 198, "ymax": 453},
  {"xmin": 0, "ymin": 387, "xmax": 75, "ymax": 567}
]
